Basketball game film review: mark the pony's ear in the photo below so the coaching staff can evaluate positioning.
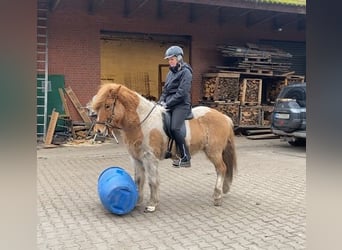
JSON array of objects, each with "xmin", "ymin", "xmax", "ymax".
[
  {"xmin": 108, "ymin": 85, "xmax": 121, "ymax": 99},
  {"xmin": 108, "ymin": 88, "xmax": 117, "ymax": 99}
]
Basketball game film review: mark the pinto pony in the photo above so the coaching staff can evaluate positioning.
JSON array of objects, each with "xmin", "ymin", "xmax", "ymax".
[{"xmin": 92, "ymin": 83, "xmax": 237, "ymax": 212}]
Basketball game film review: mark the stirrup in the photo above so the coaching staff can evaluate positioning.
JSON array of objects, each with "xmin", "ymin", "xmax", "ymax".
[{"xmin": 164, "ymin": 151, "xmax": 172, "ymax": 159}]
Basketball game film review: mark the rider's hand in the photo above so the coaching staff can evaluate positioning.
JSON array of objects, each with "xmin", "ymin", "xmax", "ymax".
[{"xmin": 158, "ymin": 101, "xmax": 167, "ymax": 108}]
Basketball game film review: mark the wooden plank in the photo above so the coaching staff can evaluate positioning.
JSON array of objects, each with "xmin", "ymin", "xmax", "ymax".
[
  {"xmin": 44, "ymin": 109, "xmax": 59, "ymax": 146},
  {"xmin": 58, "ymin": 87, "xmax": 77, "ymax": 138},
  {"xmin": 64, "ymin": 86, "xmax": 92, "ymax": 123},
  {"xmin": 246, "ymin": 134, "xmax": 279, "ymax": 140},
  {"xmin": 245, "ymin": 129, "xmax": 272, "ymax": 136},
  {"xmin": 203, "ymin": 72, "xmax": 240, "ymax": 78},
  {"xmin": 58, "ymin": 88, "xmax": 70, "ymax": 117}
]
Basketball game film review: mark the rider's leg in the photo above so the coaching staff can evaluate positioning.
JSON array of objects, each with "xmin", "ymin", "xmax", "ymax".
[{"xmin": 170, "ymin": 107, "xmax": 191, "ymax": 168}]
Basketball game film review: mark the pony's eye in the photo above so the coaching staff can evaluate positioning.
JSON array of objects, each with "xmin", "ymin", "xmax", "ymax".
[{"xmin": 105, "ymin": 104, "xmax": 111, "ymax": 109}]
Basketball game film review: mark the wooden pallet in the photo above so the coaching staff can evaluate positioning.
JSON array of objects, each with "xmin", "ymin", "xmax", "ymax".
[
  {"xmin": 243, "ymin": 57, "xmax": 271, "ymax": 63},
  {"xmin": 285, "ymin": 75, "xmax": 305, "ymax": 85},
  {"xmin": 245, "ymin": 68, "xmax": 273, "ymax": 75},
  {"xmin": 64, "ymin": 86, "xmax": 92, "ymax": 123},
  {"xmin": 214, "ymin": 67, "xmax": 273, "ymax": 76}
]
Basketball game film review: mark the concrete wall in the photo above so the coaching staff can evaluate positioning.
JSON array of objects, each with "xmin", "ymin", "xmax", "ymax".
[{"xmin": 47, "ymin": 0, "xmax": 305, "ymax": 120}]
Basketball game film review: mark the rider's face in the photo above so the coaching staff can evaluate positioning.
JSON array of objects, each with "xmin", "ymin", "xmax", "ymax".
[{"xmin": 168, "ymin": 56, "xmax": 178, "ymax": 67}]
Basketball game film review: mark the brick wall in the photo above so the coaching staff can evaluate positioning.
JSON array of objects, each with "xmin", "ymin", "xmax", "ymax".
[
  {"xmin": 47, "ymin": 0, "xmax": 305, "ymax": 120},
  {"xmin": 48, "ymin": 1, "xmax": 100, "ymax": 121}
]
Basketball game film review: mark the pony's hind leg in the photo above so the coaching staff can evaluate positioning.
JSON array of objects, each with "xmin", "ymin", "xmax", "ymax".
[
  {"xmin": 131, "ymin": 157, "xmax": 145, "ymax": 206},
  {"xmin": 207, "ymin": 153, "xmax": 226, "ymax": 206},
  {"xmin": 142, "ymin": 151, "xmax": 160, "ymax": 212},
  {"xmin": 222, "ymin": 138, "xmax": 237, "ymax": 194}
]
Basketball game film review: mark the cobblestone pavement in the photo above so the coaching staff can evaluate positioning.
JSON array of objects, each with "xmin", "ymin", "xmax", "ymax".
[{"xmin": 37, "ymin": 135, "xmax": 306, "ymax": 250}]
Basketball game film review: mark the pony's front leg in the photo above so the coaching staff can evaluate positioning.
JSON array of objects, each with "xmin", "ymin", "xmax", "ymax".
[
  {"xmin": 142, "ymin": 151, "xmax": 160, "ymax": 213},
  {"xmin": 131, "ymin": 157, "xmax": 145, "ymax": 206}
]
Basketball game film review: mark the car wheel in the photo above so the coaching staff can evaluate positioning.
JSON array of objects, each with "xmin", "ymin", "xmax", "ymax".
[{"xmin": 288, "ymin": 138, "xmax": 306, "ymax": 147}]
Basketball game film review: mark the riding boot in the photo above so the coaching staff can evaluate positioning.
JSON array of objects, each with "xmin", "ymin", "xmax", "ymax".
[{"xmin": 172, "ymin": 143, "xmax": 191, "ymax": 168}]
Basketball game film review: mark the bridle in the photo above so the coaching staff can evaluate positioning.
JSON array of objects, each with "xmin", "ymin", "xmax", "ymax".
[{"xmin": 96, "ymin": 92, "xmax": 158, "ymax": 131}]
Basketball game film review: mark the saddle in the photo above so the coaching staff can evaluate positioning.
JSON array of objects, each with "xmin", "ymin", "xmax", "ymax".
[{"xmin": 162, "ymin": 110, "xmax": 194, "ymax": 159}]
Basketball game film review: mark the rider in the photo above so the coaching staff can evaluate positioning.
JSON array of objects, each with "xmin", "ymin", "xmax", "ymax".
[{"xmin": 158, "ymin": 45, "xmax": 192, "ymax": 168}]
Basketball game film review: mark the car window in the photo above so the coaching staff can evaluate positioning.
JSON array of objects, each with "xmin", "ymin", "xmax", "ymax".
[{"xmin": 280, "ymin": 86, "xmax": 306, "ymax": 107}]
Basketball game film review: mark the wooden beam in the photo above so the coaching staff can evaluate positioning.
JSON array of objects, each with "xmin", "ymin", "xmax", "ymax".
[
  {"xmin": 64, "ymin": 86, "xmax": 92, "ymax": 123},
  {"xmin": 123, "ymin": 0, "xmax": 130, "ymax": 17},
  {"xmin": 156, "ymin": 0, "xmax": 163, "ymax": 19},
  {"xmin": 48, "ymin": 0, "xmax": 61, "ymax": 12},
  {"xmin": 125, "ymin": 0, "xmax": 150, "ymax": 18},
  {"xmin": 188, "ymin": 3, "xmax": 195, "ymax": 23},
  {"xmin": 247, "ymin": 12, "xmax": 282, "ymax": 28},
  {"xmin": 218, "ymin": 7, "xmax": 224, "ymax": 26},
  {"xmin": 88, "ymin": 0, "xmax": 105, "ymax": 15},
  {"xmin": 58, "ymin": 88, "xmax": 70, "ymax": 117},
  {"xmin": 284, "ymin": 14, "xmax": 305, "ymax": 29},
  {"xmin": 217, "ymin": 8, "xmax": 253, "ymax": 25}
]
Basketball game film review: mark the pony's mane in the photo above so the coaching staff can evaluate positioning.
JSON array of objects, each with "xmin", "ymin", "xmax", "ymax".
[
  {"xmin": 92, "ymin": 83, "xmax": 116, "ymax": 111},
  {"xmin": 92, "ymin": 83, "xmax": 151, "ymax": 111}
]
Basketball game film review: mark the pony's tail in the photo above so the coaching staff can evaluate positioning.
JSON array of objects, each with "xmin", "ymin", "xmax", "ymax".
[{"xmin": 222, "ymin": 127, "xmax": 237, "ymax": 193}]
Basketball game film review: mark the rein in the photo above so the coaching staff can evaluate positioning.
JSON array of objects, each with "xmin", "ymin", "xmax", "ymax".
[{"xmin": 96, "ymin": 94, "xmax": 158, "ymax": 131}]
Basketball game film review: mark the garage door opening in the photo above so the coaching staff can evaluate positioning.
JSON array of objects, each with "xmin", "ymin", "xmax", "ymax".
[{"xmin": 100, "ymin": 30, "xmax": 191, "ymax": 100}]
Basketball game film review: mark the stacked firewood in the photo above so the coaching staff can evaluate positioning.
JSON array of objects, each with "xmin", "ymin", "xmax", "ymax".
[
  {"xmin": 261, "ymin": 105, "xmax": 274, "ymax": 126},
  {"xmin": 202, "ymin": 77, "xmax": 217, "ymax": 101},
  {"xmin": 201, "ymin": 71, "xmax": 285, "ymax": 128},
  {"xmin": 215, "ymin": 77, "xmax": 240, "ymax": 102},
  {"xmin": 239, "ymin": 106, "xmax": 262, "ymax": 126},
  {"xmin": 240, "ymin": 78, "xmax": 262, "ymax": 105},
  {"xmin": 202, "ymin": 73, "xmax": 240, "ymax": 102},
  {"xmin": 216, "ymin": 103, "xmax": 240, "ymax": 125},
  {"xmin": 200, "ymin": 101, "xmax": 239, "ymax": 126}
]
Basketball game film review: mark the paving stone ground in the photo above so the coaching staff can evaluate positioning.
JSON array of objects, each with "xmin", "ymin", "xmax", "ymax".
[{"xmin": 37, "ymin": 135, "xmax": 306, "ymax": 250}]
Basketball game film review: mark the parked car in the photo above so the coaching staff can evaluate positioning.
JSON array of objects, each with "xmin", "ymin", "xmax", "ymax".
[{"xmin": 271, "ymin": 83, "xmax": 306, "ymax": 146}]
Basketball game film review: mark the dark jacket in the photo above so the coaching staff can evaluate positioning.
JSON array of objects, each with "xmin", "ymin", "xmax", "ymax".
[{"xmin": 159, "ymin": 63, "xmax": 192, "ymax": 110}]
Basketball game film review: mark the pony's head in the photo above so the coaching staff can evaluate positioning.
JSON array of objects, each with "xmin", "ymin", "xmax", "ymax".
[{"xmin": 92, "ymin": 83, "xmax": 140, "ymax": 134}]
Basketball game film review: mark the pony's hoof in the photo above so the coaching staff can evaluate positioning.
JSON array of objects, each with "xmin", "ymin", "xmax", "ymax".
[
  {"xmin": 213, "ymin": 199, "xmax": 223, "ymax": 206},
  {"xmin": 144, "ymin": 206, "xmax": 156, "ymax": 213},
  {"xmin": 223, "ymin": 185, "xmax": 230, "ymax": 194}
]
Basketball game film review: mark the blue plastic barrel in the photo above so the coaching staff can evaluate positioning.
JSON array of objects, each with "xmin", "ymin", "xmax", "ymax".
[{"xmin": 98, "ymin": 167, "xmax": 138, "ymax": 215}]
